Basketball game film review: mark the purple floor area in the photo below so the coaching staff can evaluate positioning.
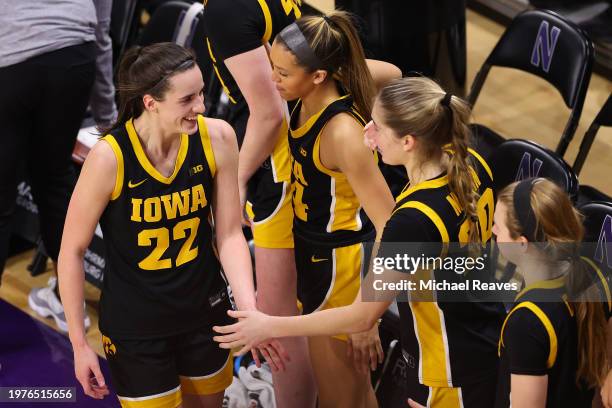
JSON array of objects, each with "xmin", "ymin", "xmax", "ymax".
[{"xmin": 0, "ymin": 299, "xmax": 119, "ymax": 407}]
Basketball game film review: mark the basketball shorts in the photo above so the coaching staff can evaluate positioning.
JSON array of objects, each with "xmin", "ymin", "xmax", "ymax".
[
  {"xmin": 295, "ymin": 234, "xmax": 367, "ymax": 340},
  {"xmin": 101, "ymin": 303, "xmax": 234, "ymax": 407}
]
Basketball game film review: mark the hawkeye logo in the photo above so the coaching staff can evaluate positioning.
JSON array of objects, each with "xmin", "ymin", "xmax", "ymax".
[
  {"xmin": 128, "ymin": 178, "xmax": 148, "ymax": 188},
  {"xmin": 189, "ymin": 164, "xmax": 204, "ymax": 176},
  {"xmin": 102, "ymin": 335, "xmax": 116, "ymax": 356},
  {"xmin": 300, "ymin": 147, "xmax": 308, "ymax": 157},
  {"xmin": 311, "ymin": 255, "xmax": 328, "ymax": 263}
]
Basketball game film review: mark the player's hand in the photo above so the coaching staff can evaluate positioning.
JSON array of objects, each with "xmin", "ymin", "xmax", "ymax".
[
  {"xmin": 73, "ymin": 343, "xmax": 109, "ymax": 399},
  {"xmin": 347, "ymin": 322, "xmax": 384, "ymax": 373},
  {"xmin": 213, "ymin": 309, "xmax": 273, "ymax": 354},
  {"xmin": 238, "ymin": 180, "xmax": 250, "ymax": 227},
  {"xmin": 602, "ymin": 368, "xmax": 612, "ymax": 408},
  {"xmin": 407, "ymin": 398, "xmax": 426, "ymax": 408},
  {"xmin": 253, "ymin": 339, "xmax": 290, "ymax": 372}
]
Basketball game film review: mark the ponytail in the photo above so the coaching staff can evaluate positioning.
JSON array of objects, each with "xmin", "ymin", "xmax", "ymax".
[
  {"xmin": 446, "ymin": 95, "xmax": 481, "ymax": 245},
  {"xmin": 100, "ymin": 42, "xmax": 197, "ymax": 135},
  {"xmin": 276, "ymin": 11, "xmax": 375, "ymax": 121},
  {"xmin": 566, "ymin": 256, "xmax": 608, "ymax": 388}
]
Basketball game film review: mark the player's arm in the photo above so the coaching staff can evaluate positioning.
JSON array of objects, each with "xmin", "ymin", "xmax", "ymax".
[
  {"xmin": 366, "ymin": 59, "xmax": 402, "ymax": 93},
  {"xmin": 321, "ymin": 114, "xmax": 395, "ymax": 239},
  {"xmin": 224, "ymin": 46, "xmax": 285, "ymax": 190},
  {"xmin": 510, "ymin": 375, "xmax": 547, "ymax": 408},
  {"xmin": 57, "ymin": 140, "xmax": 115, "ymax": 398},
  {"xmin": 214, "ymin": 291, "xmax": 391, "ymax": 353},
  {"xmin": 207, "ymin": 118, "xmax": 256, "ymax": 311}
]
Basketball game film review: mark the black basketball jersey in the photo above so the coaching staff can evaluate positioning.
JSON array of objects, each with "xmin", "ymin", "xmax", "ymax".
[
  {"xmin": 381, "ymin": 149, "xmax": 506, "ymax": 387},
  {"xmin": 496, "ymin": 279, "xmax": 595, "ymax": 408},
  {"xmin": 203, "ymin": 0, "xmax": 301, "ymax": 110},
  {"xmin": 98, "ymin": 115, "xmax": 228, "ymax": 339},
  {"xmin": 288, "ymin": 95, "xmax": 375, "ymax": 246}
]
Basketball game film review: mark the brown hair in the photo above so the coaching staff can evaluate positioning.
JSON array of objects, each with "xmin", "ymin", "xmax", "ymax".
[
  {"xmin": 275, "ymin": 11, "xmax": 375, "ymax": 121},
  {"xmin": 377, "ymin": 76, "xmax": 480, "ymax": 244},
  {"xmin": 100, "ymin": 42, "xmax": 197, "ymax": 135},
  {"xmin": 498, "ymin": 179, "xmax": 608, "ymax": 388}
]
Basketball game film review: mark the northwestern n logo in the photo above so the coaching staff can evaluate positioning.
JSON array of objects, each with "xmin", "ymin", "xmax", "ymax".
[
  {"xmin": 595, "ymin": 215, "xmax": 612, "ymax": 269},
  {"xmin": 515, "ymin": 152, "xmax": 543, "ymax": 181},
  {"xmin": 531, "ymin": 21, "xmax": 561, "ymax": 73}
]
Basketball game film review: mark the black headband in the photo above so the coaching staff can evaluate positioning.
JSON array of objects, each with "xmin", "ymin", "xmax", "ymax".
[
  {"xmin": 513, "ymin": 178, "xmax": 540, "ymax": 242},
  {"xmin": 278, "ymin": 22, "xmax": 331, "ymax": 72},
  {"xmin": 150, "ymin": 58, "xmax": 195, "ymax": 90}
]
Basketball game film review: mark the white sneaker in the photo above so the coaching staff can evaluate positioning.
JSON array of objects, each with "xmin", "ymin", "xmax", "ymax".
[{"xmin": 28, "ymin": 277, "xmax": 90, "ymax": 333}]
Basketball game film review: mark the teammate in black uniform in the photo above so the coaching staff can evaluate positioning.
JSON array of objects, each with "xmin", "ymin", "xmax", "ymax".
[
  {"xmin": 57, "ymin": 43, "xmax": 277, "ymax": 408},
  {"xmin": 494, "ymin": 178, "xmax": 610, "ymax": 408},
  {"xmin": 271, "ymin": 12, "xmax": 396, "ymax": 407},
  {"xmin": 214, "ymin": 77, "xmax": 504, "ymax": 408},
  {"xmin": 203, "ymin": 2, "xmax": 317, "ymax": 405}
]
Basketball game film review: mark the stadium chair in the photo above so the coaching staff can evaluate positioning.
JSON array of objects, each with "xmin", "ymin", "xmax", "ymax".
[
  {"xmin": 467, "ymin": 9, "xmax": 593, "ymax": 160},
  {"xmin": 490, "ymin": 139, "xmax": 579, "ymax": 199},
  {"xmin": 573, "ymin": 93, "xmax": 612, "ymax": 204},
  {"xmin": 576, "ymin": 201, "xmax": 612, "ymax": 313}
]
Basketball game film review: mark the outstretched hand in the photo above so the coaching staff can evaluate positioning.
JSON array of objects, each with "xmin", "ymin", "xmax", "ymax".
[{"xmin": 213, "ymin": 309, "xmax": 290, "ymax": 371}]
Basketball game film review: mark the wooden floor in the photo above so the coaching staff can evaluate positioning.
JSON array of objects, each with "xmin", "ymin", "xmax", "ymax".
[{"xmin": 1, "ymin": 5, "xmax": 611, "ymax": 360}]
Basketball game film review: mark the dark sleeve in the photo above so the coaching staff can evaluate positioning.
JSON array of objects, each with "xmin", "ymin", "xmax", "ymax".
[
  {"xmin": 205, "ymin": 0, "xmax": 265, "ymax": 60},
  {"xmin": 503, "ymin": 308, "xmax": 550, "ymax": 376},
  {"xmin": 376, "ymin": 209, "xmax": 443, "ymax": 273}
]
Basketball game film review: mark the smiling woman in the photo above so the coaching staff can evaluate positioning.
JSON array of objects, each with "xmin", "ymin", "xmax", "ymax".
[{"xmin": 56, "ymin": 42, "xmax": 283, "ymax": 408}]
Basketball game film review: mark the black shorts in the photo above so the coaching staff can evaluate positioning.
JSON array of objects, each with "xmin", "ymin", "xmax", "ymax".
[
  {"xmin": 101, "ymin": 302, "xmax": 234, "ymax": 407},
  {"xmin": 404, "ymin": 361, "xmax": 497, "ymax": 408},
  {"xmin": 295, "ymin": 235, "xmax": 366, "ymax": 339}
]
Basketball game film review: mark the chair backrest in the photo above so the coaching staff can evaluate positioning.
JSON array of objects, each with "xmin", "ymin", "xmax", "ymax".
[
  {"xmin": 573, "ymin": 93, "xmax": 612, "ymax": 175},
  {"xmin": 577, "ymin": 201, "xmax": 612, "ymax": 280},
  {"xmin": 491, "ymin": 139, "xmax": 579, "ymax": 199},
  {"xmin": 468, "ymin": 9, "xmax": 594, "ymax": 157}
]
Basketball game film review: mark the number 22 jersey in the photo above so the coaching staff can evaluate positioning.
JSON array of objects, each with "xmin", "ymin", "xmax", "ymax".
[{"xmin": 98, "ymin": 116, "xmax": 228, "ymax": 339}]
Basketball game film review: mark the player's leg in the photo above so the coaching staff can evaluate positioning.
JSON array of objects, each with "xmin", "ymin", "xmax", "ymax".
[{"xmin": 248, "ymin": 174, "xmax": 317, "ymax": 408}]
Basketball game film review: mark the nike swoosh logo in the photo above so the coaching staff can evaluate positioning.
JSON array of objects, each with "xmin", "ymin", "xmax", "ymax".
[
  {"xmin": 128, "ymin": 179, "xmax": 148, "ymax": 188},
  {"xmin": 311, "ymin": 255, "xmax": 328, "ymax": 263}
]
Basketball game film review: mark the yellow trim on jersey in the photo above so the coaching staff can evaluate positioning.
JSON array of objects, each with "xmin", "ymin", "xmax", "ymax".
[
  {"xmin": 428, "ymin": 386, "xmax": 464, "ymax": 407},
  {"xmin": 442, "ymin": 144, "xmax": 493, "ymax": 181},
  {"xmin": 515, "ymin": 275, "xmax": 566, "ymax": 301},
  {"xmin": 290, "ymin": 95, "xmax": 351, "ymax": 138},
  {"xmin": 125, "ymin": 119, "xmax": 188, "ymax": 185},
  {"xmin": 257, "ymin": 0, "xmax": 273, "ymax": 43},
  {"xmin": 197, "ymin": 115, "xmax": 216, "ymax": 178},
  {"xmin": 101, "ymin": 135, "xmax": 124, "ymax": 200},
  {"xmin": 411, "ymin": 302, "xmax": 453, "ymax": 387},
  {"xmin": 180, "ymin": 354, "xmax": 233, "ymax": 395},
  {"xmin": 395, "ymin": 176, "xmax": 450, "ymax": 205},
  {"xmin": 468, "ymin": 147, "xmax": 493, "ymax": 180},
  {"xmin": 312, "ymin": 129, "xmax": 364, "ymax": 232},
  {"xmin": 206, "ymin": 38, "xmax": 238, "ymax": 104},
  {"xmin": 499, "ymin": 301, "xmax": 558, "ymax": 369},
  {"xmin": 270, "ymin": 117, "xmax": 292, "ymax": 182},
  {"xmin": 393, "ymin": 201, "xmax": 450, "ymax": 243},
  {"xmin": 582, "ymin": 256, "xmax": 612, "ymax": 312},
  {"xmin": 118, "ymin": 386, "xmax": 181, "ymax": 408}
]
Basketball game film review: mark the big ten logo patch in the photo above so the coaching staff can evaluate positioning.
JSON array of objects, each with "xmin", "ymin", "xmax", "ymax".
[{"xmin": 190, "ymin": 164, "xmax": 204, "ymax": 176}]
